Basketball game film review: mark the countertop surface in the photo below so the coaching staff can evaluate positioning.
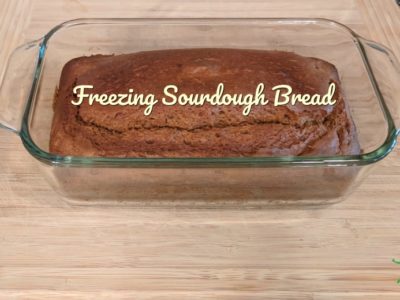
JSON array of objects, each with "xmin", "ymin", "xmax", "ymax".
[{"xmin": 0, "ymin": 0, "xmax": 400, "ymax": 299}]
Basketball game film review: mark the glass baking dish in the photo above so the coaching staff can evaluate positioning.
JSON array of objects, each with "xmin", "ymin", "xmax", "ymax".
[{"xmin": 0, "ymin": 18, "xmax": 399, "ymax": 206}]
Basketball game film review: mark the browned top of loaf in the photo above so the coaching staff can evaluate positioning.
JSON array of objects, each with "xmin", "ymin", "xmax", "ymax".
[{"xmin": 50, "ymin": 48, "xmax": 359, "ymax": 157}]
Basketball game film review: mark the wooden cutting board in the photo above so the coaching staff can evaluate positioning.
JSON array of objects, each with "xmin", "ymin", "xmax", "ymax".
[{"xmin": 0, "ymin": 0, "xmax": 399, "ymax": 299}]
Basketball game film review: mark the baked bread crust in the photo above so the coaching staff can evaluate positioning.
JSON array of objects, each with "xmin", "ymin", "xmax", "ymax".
[{"xmin": 50, "ymin": 48, "xmax": 359, "ymax": 157}]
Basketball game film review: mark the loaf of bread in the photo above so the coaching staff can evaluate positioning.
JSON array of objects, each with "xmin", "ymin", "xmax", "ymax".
[{"xmin": 50, "ymin": 48, "xmax": 359, "ymax": 157}]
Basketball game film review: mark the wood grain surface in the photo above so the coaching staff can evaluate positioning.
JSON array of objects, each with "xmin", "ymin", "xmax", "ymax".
[{"xmin": 0, "ymin": 0, "xmax": 399, "ymax": 299}]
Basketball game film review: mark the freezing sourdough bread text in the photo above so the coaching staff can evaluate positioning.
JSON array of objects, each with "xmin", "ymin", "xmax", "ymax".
[{"xmin": 71, "ymin": 82, "xmax": 337, "ymax": 116}]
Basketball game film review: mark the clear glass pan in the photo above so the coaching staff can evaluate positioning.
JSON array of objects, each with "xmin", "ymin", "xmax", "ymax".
[{"xmin": 0, "ymin": 18, "xmax": 399, "ymax": 206}]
